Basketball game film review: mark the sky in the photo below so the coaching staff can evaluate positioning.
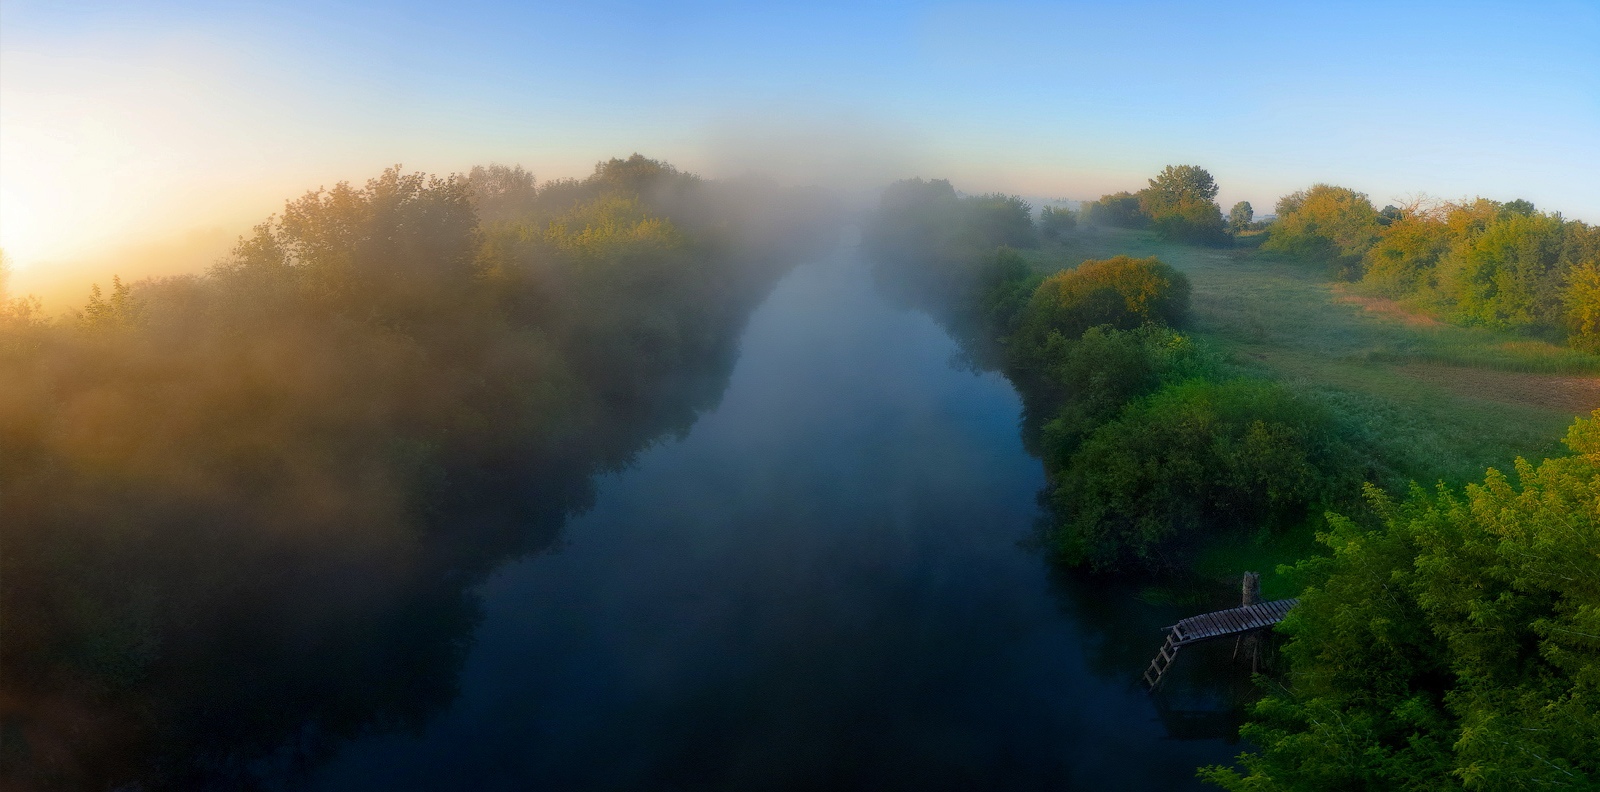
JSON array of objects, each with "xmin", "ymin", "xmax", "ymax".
[{"xmin": 3, "ymin": 0, "xmax": 1598, "ymax": 298}]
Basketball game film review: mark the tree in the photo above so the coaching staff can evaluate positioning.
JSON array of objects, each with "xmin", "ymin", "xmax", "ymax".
[
  {"xmin": 1081, "ymin": 192, "xmax": 1147, "ymax": 229},
  {"xmin": 1144, "ymin": 165, "xmax": 1220, "ymax": 205},
  {"xmin": 1565, "ymin": 259, "xmax": 1600, "ymax": 351},
  {"xmin": 1204, "ymin": 412, "xmax": 1600, "ymax": 790},
  {"xmin": 1051, "ymin": 378, "xmax": 1352, "ymax": 570},
  {"xmin": 1436, "ymin": 210, "xmax": 1566, "ymax": 330},
  {"xmin": 965, "ymin": 193, "xmax": 1037, "ymax": 249},
  {"xmin": 1361, "ymin": 201, "xmax": 1450, "ymax": 297},
  {"xmin": 1138, "ymin": 165, "xmax": 1226, "ymax": 245},
  {"xmin": 1262, "ymin": 184, "xmax": 1380, "ymax": 279},
  {"xmin": 1016, "ymin": 255, "xmax": 1191, "ymax": 352},
  {"xmin": 1228, "ymin": 201, "xmax": 1254, "ymax": 233},
  {"xmin": 1039, "ymin": 206, "xmax": 1077, "ymax": 239}
]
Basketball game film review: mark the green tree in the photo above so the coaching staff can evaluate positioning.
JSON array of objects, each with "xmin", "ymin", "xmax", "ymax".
[
  {"xmin": 1204, "ymin": 412, "xmax": 1600, "ymax": 790},
  {"xmin": 1081, "ymin": 191, "xmax": 1147, "ymax": 229},
  {"xmin": 1228, "ymin": 201, "xmax": 1254, "ymax": 233},
  {"xmin": 1039, "ymin": 206, "xmax": 1077, "ymax": 239},
  {"xmin": 1361, "ymin": 203, "xmax": 1451, "ymax": 297},
  {"xmin": 1144, "ymin": 164, "xmax": 1220, "ymax": 205},
  {"xmin": 965, "ymin": 193, "xmax": 1037, "ymax": 249},
  {"xmin": 1263, "ymin": 184, "xmax": 1381, "ymax": 279},
  {"xmin": 1052, "ymin": 378, "xmax": 1353, "ymax": 570},
  {"xmin": 1014, "ymin": 255, "xmax": 1190, "ymax": 362},
  {"xmin": 1139, "ymin": 165, "xmax": 1226, "ymax": 244},
  {"xmin": 1565, "ymin": 259, "xmax": 1600, "ymax": 351},
  {"xmin": 1436, "ymin": 210, "xmax": 1566, "ymax": 331}
]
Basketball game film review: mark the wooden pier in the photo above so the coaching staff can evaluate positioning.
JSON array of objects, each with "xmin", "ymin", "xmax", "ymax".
[{"xmin": 1142, "ymin": 573, "xmax": 1297, "ymax": 690}]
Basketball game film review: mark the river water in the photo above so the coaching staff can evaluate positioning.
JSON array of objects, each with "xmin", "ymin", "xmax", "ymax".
[{"xmin": 306, "ymin": 245, "xmax": 1242, "ymax": 790}]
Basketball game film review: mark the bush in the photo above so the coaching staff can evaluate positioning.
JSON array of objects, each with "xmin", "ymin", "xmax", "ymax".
[
  {"xmin": 1204, "ymin": 413, "xmax": 1600, "ymax": 789},
  {"xmin": 1037, "ymin": 325, "xmax": 1228, "ymax": 458},
  {"xmin": 965, "ymin": 193, "xmax": 1037, "ymax": 249},
  {"xmin": 1081, "ymin": 191, "xmax": 1147, "ymax": 229},
  {"xmin": 1039, "ymin": 206, "xmax": 1077, "ymax": 239},
  {"xmin": 1013, "ymin": 256, "xmax": 1190, "ymax": 363},
  {"xmin": 1050, "ymin": 378, "xmax": 1356, "ymax": 570},
  {"xmin": 1138, "ymin": 165, "xmax": 1228, "ymax": 245},
  {"xmin": 1360, "ymin": 203, "xmax": 1450, "ymax": 296},
  {"xmin": 1264, "ymin": 184, "xmax": 1380, "ymax": 279}
]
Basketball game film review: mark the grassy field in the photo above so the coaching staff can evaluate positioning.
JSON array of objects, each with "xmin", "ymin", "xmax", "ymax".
[{"xmin": 1022, "ymin": 228, "xmax": 1600, "ymax": 597}]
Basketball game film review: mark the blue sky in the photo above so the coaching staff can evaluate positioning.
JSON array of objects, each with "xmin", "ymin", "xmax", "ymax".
[{"xmin": 3, "ymin": 0, "xmax": 1597, "ymax": 277}]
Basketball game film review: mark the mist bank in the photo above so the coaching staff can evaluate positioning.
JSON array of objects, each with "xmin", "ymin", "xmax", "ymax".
[
  {"xmin": 863, "ymin": 169, "xmax": 1600, "ymax": 788},
  {"xmin": 0, "ymin": 155, "xmax": 837, "ymax": 790}
]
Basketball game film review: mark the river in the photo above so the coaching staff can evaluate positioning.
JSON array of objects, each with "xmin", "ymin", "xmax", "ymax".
[{"xmin": 305, "ymin": 242, "xmax": 1243, "ymax": 790}]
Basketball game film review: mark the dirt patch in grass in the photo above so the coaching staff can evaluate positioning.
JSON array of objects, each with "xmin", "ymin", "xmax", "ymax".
[
  {"xmin": 1397, "ymin": 363, "xmax": 1600, "ymax": 414},
  {"xmin": 1331, "ymin": 286, "xmax": 1442, "ymax": 328}
]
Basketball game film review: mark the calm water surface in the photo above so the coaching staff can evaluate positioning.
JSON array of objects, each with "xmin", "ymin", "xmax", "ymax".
[{"xmin": 308, "ymin": 246, "xmax": 1241, "ymax": 790}]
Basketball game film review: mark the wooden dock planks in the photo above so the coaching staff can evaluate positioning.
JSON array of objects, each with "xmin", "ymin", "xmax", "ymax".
[
  {"xmin": 1169, "ymin": 599, "xmax": 1297, "ymax": 646},
  {"xmin": 1143, "ymin": 598, "xmax": 1299, "ymax": 690}
]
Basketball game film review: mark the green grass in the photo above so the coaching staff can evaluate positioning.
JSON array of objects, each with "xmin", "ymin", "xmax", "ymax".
[{"xmin": 1025, "ymin": 227, "xmax": 1598, "ymax": 595}]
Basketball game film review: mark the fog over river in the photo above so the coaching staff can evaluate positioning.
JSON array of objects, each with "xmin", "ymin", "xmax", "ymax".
[{"xmin": 307, "ymin": 241, "xmax": 1241, "ymax": 791}]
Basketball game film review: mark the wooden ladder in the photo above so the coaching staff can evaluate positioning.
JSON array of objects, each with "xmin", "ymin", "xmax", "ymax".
[{"xmin": 1142, "ymin": 629, "xmax": 1181, "ymax": 690}]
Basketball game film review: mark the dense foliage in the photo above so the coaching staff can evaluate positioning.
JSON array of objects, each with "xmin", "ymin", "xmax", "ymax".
[
  {"xmin": 1229, "ymin": 201, "xmax": 1254, "ymax": 233},
  {"xmin": 1138, "ymin": 165, "xmax": 1228, "ymax": 245},
  {"xmin": 867, "ymin": 177, "xmax": 1361, "ymax": 573},
  {"xmin": 0, "ymin": 155, "xmax": 833, "ymax": 789},
  {"xmin": 1053, "ymin": 379, "xmax": 1359, "ymax": 570},
  {"xmin": 1204, "ymin": 414, "xmax": 1600, "ymax": 789},
  {"xmin": 1266, "ymin": 186, "xmax": 1600, "ymax": 347},
  {"xmin": 1039, "ymin": 205, "xmax": 1077, "ymax": 239},
  {"xmin": 1081, "ymin": 191, "xmax": 1147, "ymax": 229},
  {"xmin": 1078, "ymin": 166, "xmax": 1228, "ymax": 245},
  {"xmin": 1263, "ymin": 184, "xmax": 1381, "ymax": 279},
  {"xmin": 1012, "ymin": 255, "xmax": 1191, "ymax": 357}
]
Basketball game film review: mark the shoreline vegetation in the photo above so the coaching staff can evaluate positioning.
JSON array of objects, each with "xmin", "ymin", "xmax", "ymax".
[
  {"xmin": 864, "ymin": 169, "xmax": 1599, "ymax": 788},
  {"xmin": 0, "ymin": 156, "xmax": 836, "ymax": 790}
]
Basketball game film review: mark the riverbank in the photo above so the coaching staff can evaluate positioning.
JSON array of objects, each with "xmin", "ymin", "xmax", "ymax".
[{"xmin": 1015, "ymin": 227, "xmax": 1599, "ymax": 597}]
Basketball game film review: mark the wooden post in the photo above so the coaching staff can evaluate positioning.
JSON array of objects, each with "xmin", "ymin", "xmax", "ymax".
[{"xmin": 1240, "ymin": 572, "xmax": 1262, "ymax": 672}]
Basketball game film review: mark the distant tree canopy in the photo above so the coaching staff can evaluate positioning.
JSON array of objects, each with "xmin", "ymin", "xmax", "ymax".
[
  {"xmin": 1228, "ymin": 201, "xmax": 1254, "ymax": 233},
  {"xmin": 1204, "ymin": 413, "xmax": 1600, "ymax": 790},
  {"xmin": 1263, "ymin": 184, "xmax": 1381, "ymax": 279},
  {"xmin": 1039, "ymin": 206, "xmax": 1077, "ymax": 239},
  {"xmin": 1279, "ymin": 187, "xmax": 1600, "ymax": 347},
  {"xmin": 966, "ymin": 192, "xmax": 1038, "ymax": 250},
  {"xmin": 1137, "ymin": 165, "xmax": 1227, "ymax": 245},
  {"xmin": 1081, "ymin": 191, "xmax": 1147, "ymax": 229}
]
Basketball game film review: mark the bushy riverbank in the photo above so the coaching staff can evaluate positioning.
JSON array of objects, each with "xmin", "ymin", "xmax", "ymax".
[{"xmin": 865, "ymin": 172, "xmax": 1600, "ymax": 788}]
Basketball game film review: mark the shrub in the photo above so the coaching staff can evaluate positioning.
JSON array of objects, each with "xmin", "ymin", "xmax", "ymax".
[
  {"xmin": 1204, "ymin": 412, "xmax": 1600, "ymax": 789},
  {"xmin": 1014, "ymin": 255, "xmax": 1190, "ymax": 360},
  {"xmin": 1039, "ymin": 206, "xmax": 1077, "ymax": 239},
  {"xmin": 1050, "ymin": 378, "xmax": 1355, "ymax": 570},
  {"xmin": 1264, "ymin": 184, "xmax": 1380, "ymax": 279},
  {"xmin": 1081, "ymin": 191, "xmax": 1147, "ymax": 229}
]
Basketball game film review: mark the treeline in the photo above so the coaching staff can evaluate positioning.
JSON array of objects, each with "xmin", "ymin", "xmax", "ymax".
[
  {"xmin": 865, "ymin": 169, "xmax": 1598, "ymax": 787},
  {"xmin": 1263, "ymin": 186, "xmax": 1600, "ymax": 347},
  {"xmin": 866, "ymin": 173, "xmax": 1377, "ymax": 572},
  {"xmin": 0, "ymin": 155, "xmax": 834, "ymax": 789},
  {"xmin": 1069, "ymin": 165, "xmax": 1254, "ymax": 245}
]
